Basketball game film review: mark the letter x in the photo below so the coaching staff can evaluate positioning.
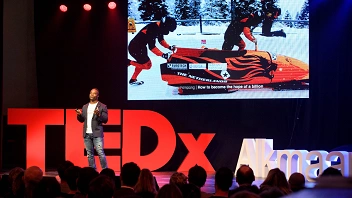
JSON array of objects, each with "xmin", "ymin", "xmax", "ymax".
[{"xmin": 177, "ymin": 133, "xmax": 215, "ymax": 172}]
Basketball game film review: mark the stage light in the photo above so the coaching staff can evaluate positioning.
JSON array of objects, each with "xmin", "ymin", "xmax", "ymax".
[
  {"xmin": 83, "ymin": 4, "xmax": 92, "ymax": 11},
  {"xmin": 108, "ymin": 2, "xmax": 116, "ymax": 9},
  {"xmin": 59, "ymin": 5, "xmax": 68, "ymax": 12}
]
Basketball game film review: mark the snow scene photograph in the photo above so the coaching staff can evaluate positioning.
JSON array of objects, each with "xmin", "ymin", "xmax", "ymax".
[{"xmin": 127, "ymin": 0, "xmax": 309, "ymax": 100}]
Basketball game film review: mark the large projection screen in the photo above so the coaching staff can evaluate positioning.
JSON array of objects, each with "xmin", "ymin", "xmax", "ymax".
[{"xmin": 128, "ymin": 0, "xmax": 309, "ymax": 100}]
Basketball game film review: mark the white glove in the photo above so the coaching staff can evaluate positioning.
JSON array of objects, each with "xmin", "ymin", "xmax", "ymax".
[
  {"xmin": 169, "ymin": 45, "xmax": 177, "ymax": 52},
  {"xmin": 162, "ymin": 52, "xmax": 172, "ymax": 60}
]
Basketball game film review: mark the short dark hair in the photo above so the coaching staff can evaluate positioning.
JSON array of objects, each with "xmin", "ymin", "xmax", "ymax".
[
  {"xmin": 76, "ymin": 167, "xmax": 99, "ymax": 195},
  {"xmin": 57, "ymin": 161, "xmax": 74, "ymax": 180},
  {"xmin": 180, "ymin": 183, "xmax": 201, "ymax": 198},
  {"xmin": 321, "ymin": 167, "xmax": 342, "ymax": 177},
  {"xmin": 236, "ymin": 165, "xmax": 255, "ymax": 185},
  {"xmin": 88, "ymin": 175, "xmax": 114, "ymax": 198},
  {"xmin": 120, "ymin": 162, "xmax": 141, "ymax": 187},
  {"xmin": 215, "ymin": 167, "xmax": 233, "ymax": 191},
  {"xmin": 288, "ymin": 172, "xmax": 305, "ymax": 192},
  {"xmin": 100, "ymin": 168, "xmax": 115, "ymax": 180},
  {"xmin": 92, "ymin": 88, "xmax": 99, "ymax": 95},
  {"xmin": 188, "ymin": 165, "xmax": 207, "ymax": 188},
  {"xmin": 65, "ymin": 166, "xmax": 81, "ymax": 190}
]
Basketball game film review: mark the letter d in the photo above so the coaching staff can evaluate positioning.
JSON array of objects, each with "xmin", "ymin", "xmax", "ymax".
[{"xmin": 122, "ymin": 110, "xmax": 176, "ymax": 170}]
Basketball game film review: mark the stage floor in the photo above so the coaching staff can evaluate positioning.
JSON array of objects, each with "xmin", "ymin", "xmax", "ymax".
[{"xmin": 1, "ymin": 171, "xmax": 316, "ymax": 194}]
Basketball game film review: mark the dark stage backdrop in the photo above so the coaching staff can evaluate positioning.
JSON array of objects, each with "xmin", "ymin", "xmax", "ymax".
[
  {"xmin": 2, "ymin": 0, "xmax": 352, "ymax": 171},
  {"xmin": 2, "ymin": 0, "xmax": 38, "ymax": 170},
  {"xmin": 0, "ymin": 0, "xmax": 3, "ymax": 170}
]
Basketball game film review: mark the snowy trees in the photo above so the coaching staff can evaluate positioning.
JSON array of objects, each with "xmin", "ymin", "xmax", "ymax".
[
  {"xmin": 232, "ymin": 0, "xmax": 261, "ymax": 20},
  {"xmin": 128, "ymin": 0, "xmax": 141, "ymax": 20},
  {"xmin": 189, "ymin": 0, "xmax": 201, "ymax": 20},
  {"xmin": 283, "ymin": 10, "xmax": 293, "ymax": 28},
  {"xmin": 201, "ymin": 0, "xmax": 230, "ymax": 25},
  {"xmin": 218, "ymin": 0, "xmax": 231, "ymax": 20},
  {"xmin": 135, "ymin": 0, "xmax": 230, "ymax": 25},
  {"xmin": 132, "ymin": 0, "xmax": 309, "ymax": 28},
  {"xmin": 175, "ymin": 0, "xmax": 191, "ymax": 25},
  {"xmin": 174, "ymin": 0, "xmax": 202, "ymax": 25},
  {"xmin": 299, "ymin": 0, "xmax": 309, "ymax": 21},
  {"xmin": 297, "ymin": 0, "xmax": 309, "ymax": 28},
  {"xmin": 138, "ymin": 0, "xmax": 169, "ymax": 21}
]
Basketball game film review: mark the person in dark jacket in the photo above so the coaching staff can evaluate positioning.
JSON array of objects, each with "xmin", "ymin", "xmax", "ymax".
[
  {"xmin": 128, "ymin": 16, "xmax": 177, "ymax": 85},
  {"xmin": 222, "ymin": 11, "xmax": 264, "ymax": 51},
  {"xmin": 76, "ymin": 88, "xmax": 108, "ymax": 170}
]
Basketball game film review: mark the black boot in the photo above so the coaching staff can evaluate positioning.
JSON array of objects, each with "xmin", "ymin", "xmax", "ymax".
[{"xmin": 129, "ymin": 79, "xmax": 144, "ymax": 85}]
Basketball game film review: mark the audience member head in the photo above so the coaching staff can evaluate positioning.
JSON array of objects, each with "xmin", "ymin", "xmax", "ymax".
[
  {"xmin": 169, "ymin": 172, "xmax": 188, "ymax": 188},
  {"xmin": 236, "ymin": 165, "xmax": 255, "ymax": 186},
  {"xmin": 230, "ymin": 190, "xmax": 260, "ymax": 198},
  {"xmin": 9, "ymin": 167, "xmax": 24, "ymax": 184},
  {"xmin": 188, "ymin": 165, "xmax": 207, "ymax": 188},
  {"xmin": 87, "ymin": 175, "xmax": 115, "ymax": 198},
  {"xmin": 259, "ymin": 186, "xmax": 285, "ymax": 198},
  {"xmin": 76, "ymin": 167, "xmax": 99, "ymax": 195},
  {"xmin": 288, "ymin": 172, "xmax": 305, "ymax": 192},
  {"xmin": 156, "ymin": 184, "xmax": 183, "ymax": 198},
  {"xmin": 100, "ymin": 168, "xmax": 117, "ymax": 190},
  {"xmin": 215, "ymin": 167, "xmax": 233, "ymax": 192},
  {"xmin": 24, "ymin": 166, "xmax": 43, "ymax": 187},
  {"xmin": 33, "ymin": 177, "xmax": 61, "ymax": 197},
  {"xmin": 260, "ymin": 168, "xmax": 291, "ymax": 195},
  {"xmin": 135, "ymin": 168, "xmax": 157, "ymax": 194},
  {"xmin": 100, "ymin": 168, "xmax": 116, "ymax": 180},
  {"xmin": 180, "ymin": 183, "xmax": 201, "ymax": 198},
  {"xmin": 320, "ymin": 167, "xmax": 343, "ymax": 177},
  {"xmin": 8, "ymin": 167, "xmax": 24, "ymax": 194},
  {"xmin": 12, "ymin": 171, "xmax": 25, "ymax": 196},
  {"xmin": 120, "ymin": 162, "xmax": 141, "ymax": 187},
  {"xmin": 65, "ymin": 166, "xmax": 81, "ymax": 191},
  {"xmin": 57, "ymin": 160, "xmax": 74, "ymax": 181}
]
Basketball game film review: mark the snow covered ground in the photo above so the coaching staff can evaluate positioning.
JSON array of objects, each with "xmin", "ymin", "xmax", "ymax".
[{"xmin": 127, "ymin": 23, "xmax": 309, "ymax": 100}]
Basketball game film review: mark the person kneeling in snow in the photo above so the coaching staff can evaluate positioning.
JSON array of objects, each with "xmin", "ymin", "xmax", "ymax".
[
  {"xmin": 128, "ymin": 16, "xmax": 177, "ymax": 85},
  {"xmin": 261, "ymin": 0, "xmax": 286, "ymax": 37}
]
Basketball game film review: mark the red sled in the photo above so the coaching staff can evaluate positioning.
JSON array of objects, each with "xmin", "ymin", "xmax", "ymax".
[{"xmin": 160, "ymin": 47, "xmax": 309, "ymax": 95}]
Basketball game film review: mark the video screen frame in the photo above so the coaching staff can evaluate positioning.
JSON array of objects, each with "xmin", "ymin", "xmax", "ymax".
[{"xmin": 127, "ymin": 0, "xmax": 309, "ymax": 100}]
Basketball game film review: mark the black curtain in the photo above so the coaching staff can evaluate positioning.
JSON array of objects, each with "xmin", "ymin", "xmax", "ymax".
[
  {"xmin": 0, "ymin": 0, "xmax": 4, "ymax": 171},
  {"xmin": 309, "ymin": 0, "xmax": 352, "ymax": 151}
]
